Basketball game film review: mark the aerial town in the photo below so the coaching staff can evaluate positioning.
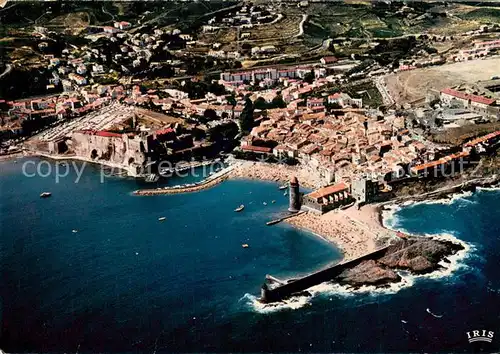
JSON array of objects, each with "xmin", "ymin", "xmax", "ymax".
[
  {"xmin": 1, "ymin": 1, "xmax": 500, "ymax": 352},
  {"xmin": 1, "ymin": 1, "xmax": 500, "ymax": 244},
  {"xmin": 2, "ymin": 1, "xmax": 499, "ymax": 200}
]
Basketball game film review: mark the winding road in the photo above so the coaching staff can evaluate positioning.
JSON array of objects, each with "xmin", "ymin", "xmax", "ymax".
[{"xmin": 0, "ymin": 64, "xmax": 12, "ymax": 80}]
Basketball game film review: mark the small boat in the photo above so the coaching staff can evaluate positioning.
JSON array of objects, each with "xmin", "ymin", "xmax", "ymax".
[
  {"xmin": 278, "ymin": 185, "xmax": 287, "ymax": 190},
  {"xmin": 72, "ymin": 229, "xmax": 78, "ymax": 233},
  {"xmin": 271, "ymin": 200, "xmax": 276, "ymax": 204},
  {"xmin": 234, "ymin": 205, "xmax": 245, "ymax": 212},
  {"xmin": 158, "ymin": 217, "xmax": 166, "ymax": 221},
  {"xmin": 242, "ymin": 244, "xmax": 249, "ymax": 248},
  {"xmin": 266, "ymin": 219, "xmax": 281, "ymax": 226},
  {"xmin": 263, "ymin": 202, "xmax": 267, "ymax": 206},
  {"xmin": 40, "ymin": 192, "xmax": 52, "ymax": 198},
  {"xmin": 283, "ymin": 191, "xmax": 288, "ymax": 196}
]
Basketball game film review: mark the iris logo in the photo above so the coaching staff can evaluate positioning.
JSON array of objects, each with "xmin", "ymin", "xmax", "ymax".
[{"xmin": 466, "ymin": 329, "xmax": 494, "ymax": 343}]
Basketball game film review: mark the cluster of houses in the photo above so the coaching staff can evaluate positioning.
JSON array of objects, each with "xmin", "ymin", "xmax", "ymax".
[
  {"xmin": 241, "ymin": 107, "xmax": 428, "ymax": 184},
  {"xmin": 240, "ymin": 101, "xmax": 499, "ymax": 212},
  {"xmin": 219, "ymin": 62, "xmax": 335, "ymax": 87},
  {"xmin": 203, "ymin": 4, "xmax": 279, "ymax": 32},
  {"xmin": 453, "ymin": 38, "xmax": 500, "ymax": 62},
  {"xmin": 35, "ymin": 20, "xmax": 203, "ymax": 95}
]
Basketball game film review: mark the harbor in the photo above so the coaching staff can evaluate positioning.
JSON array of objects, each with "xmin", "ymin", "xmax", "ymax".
[{"xmin": 133, "ymin": 165, "xmax": 235, "ymax": 196}]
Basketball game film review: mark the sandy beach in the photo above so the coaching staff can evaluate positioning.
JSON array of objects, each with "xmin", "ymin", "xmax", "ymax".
[
  {"xmin": 229, "ymin": 160, "xmax": 393, "ymax": 260},
  {"xmin": 287, "ymin": 205, "xmax": 392, "ymax": 261},
  {"xmin": 229, "ymin": 160, "xmax": 323, "ymax": 189}
]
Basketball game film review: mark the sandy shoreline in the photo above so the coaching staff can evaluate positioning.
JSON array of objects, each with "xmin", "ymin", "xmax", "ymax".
[
  {"xmin": 229, "ymin": 160, "xmax": 322, "ymax": 189},
  {"xmin": 286, "ymin": 205, "xmax": 392, "ymax": 261}
]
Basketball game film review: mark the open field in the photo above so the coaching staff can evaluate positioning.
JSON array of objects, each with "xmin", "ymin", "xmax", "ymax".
[
  {"xmin": 134, "ymin": 107, "xmax": 185, "ymax": 127},
  {"xmin": 385, "ymin": 57, "xmax": 500, "ymax": 104}
]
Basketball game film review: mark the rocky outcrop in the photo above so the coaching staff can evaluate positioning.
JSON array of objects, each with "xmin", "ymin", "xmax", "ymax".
[
  {"xmin": 333, "ymin": 237, "xmax": 464, "ymax": 287},
  {"xmin": 336, "ymin": 260, "xmax": 400, "ymax": 286},
  {"xmin": 379, "ymin": 238, "xmax": 464, "ymax": 274}
]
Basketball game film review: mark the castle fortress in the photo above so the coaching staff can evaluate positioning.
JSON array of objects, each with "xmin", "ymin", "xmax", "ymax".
[{"xmin": 71, "ymin": 130, "xmax": 149, "ymax": 176}]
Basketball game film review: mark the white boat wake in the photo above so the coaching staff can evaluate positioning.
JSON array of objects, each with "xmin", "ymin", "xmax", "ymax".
[{"xmin": 426, "ymin": 308, "xmax": 443, "ymax": 318}]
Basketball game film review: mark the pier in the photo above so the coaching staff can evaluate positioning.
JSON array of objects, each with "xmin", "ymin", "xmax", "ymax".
[
  {"xmin": 266, "ymin": 211, "xmax": 306, "ymax": 225},
  {"xmin": 260, "ymin": 245, "xmax": 391, "ymax": 303},
  {"xmin": 133, "ymin": 165, "xmax": 234, "ymax": 196}
]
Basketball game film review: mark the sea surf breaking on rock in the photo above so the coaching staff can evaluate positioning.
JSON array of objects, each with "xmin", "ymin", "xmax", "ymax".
[{"xmin": 244, "ymin": 192, "xmax": 479, "ymax": 314}]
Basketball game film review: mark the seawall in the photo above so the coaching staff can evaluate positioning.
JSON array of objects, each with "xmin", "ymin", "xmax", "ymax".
[
  {"xmin": 133, "ymin": 165, "xmax": 234, "ymax": 196},
  {"xmin": 261, "ymin": 246, "xmax": 391, "ymax": 303}
]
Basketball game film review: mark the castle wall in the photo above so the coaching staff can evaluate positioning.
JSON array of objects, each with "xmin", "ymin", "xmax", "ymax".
[{"xmin": 71, "ymin": 132, "xmax": 149, "ymax": 176}]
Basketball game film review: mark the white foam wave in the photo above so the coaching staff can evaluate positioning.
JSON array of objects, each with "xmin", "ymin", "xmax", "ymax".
[
  {"xmin": 244, "ymin": 193, "xmax": 479, "ymax": 314},
  {"xmin": 241, "ymin": 293, "xmax": 312, "ymax": 313},
  {"xmin": 381, "ymin": 204, "xmax": 402, "ymax": 230},
  {"xmin": 398, "ymin": 190, "xmax": 475, "ymax": 207},
  {"xmin": 243, "ymin": 232, "xmax": 474, "ymax": 314},
  {"xmin": 476, "ymin": 186, "xmax": 500, "ymax": 192}
]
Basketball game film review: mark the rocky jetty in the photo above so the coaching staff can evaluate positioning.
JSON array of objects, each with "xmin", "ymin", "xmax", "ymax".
[
  {"xmin": 336, "ymin": 260, "xmax": 401, "ymax": 286},
  {"xmin": 334, "ymin": 237, "xmax": 464, "ymax": 287},
  {"xmin": 378, "ymin": 238, "xmax": 464, "ymax": 273}
]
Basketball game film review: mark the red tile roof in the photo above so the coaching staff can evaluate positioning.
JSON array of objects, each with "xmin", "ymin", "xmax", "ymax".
[
  {"xmin": 241, "ymin": 145, "xmax": 272, "ymax": 153},
  {"xmin": 410, "ymin": 151, "xmax": 470, "ymax": 172},
  {"xmin": 321, "ymin": 56, "xmax": 338, "ymax": 64},
  {"xmin": 307, "ymin": 182, "xmax": 349, "ymax": 200},
  {"xmin": 156, "ymin": 128, "xmax": 175, "ymax": 135},
  {"xmin": 464, "ymin": 130, "xmax": 500, "ymax": 147},
  {"xmin": 441, "ymin": 88, "xmax": 495, "ymax": 106},
  {"xmin": 77, "ymin": 130, "xmax": 122, "ymax": 138}
]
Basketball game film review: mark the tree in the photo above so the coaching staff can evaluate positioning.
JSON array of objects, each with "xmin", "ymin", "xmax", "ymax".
[
  {"xmin": 203, "ymin": 108, "xmax": 218, "ymax": 121},
  {"xmin": 227, "ymin": 95, "xmax": 236, "ymax": 107},
  {"xmin": 326, "ymin": 102, "xmax": 342, "ymax": 110},
  {"xmin": 207, "ymin": 122, "xmax": 239, "ymax": 142},
  {"xmin": 254, "ymin": 97, "xmax": 268, "ymax": 110},
  {"xmin": 271, "ymin": 94, "xmax": 286, "ymax": 108},
  {"xmin": 239, "ymin": 97, "xmax": 255, "ymax": 133},
  {"xmin": 304, "ymin": 69, "xmax": 315, "ymax": 84}
]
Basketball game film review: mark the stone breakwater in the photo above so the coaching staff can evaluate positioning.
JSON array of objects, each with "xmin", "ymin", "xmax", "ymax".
[{"xmin": 133, "ymin": 166, "xmax": 233, "ymax": 196}]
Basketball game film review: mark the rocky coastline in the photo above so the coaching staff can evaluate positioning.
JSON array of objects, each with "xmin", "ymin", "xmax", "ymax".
[
  {"xmin": 390, "ymin": 174, "xmax": 500, "ymax": 205},
  {"xmin": 335, "ymin": 237, "xmax": 465, "ymax": 288}
]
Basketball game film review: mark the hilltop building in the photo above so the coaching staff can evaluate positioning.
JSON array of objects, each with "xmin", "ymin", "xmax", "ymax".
[{"xmin": 440, "ymin": 88, "xmax": 495, "ymax": 116}]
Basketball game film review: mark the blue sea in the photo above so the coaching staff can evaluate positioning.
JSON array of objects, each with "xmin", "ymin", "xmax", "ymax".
[{"xmin": 0, "ymin": 158, "xmax": 499, "ymax": 353}]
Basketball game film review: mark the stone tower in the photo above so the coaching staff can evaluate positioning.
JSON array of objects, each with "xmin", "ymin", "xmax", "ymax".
[{"xmin": 288, "ymin": 176, "xmax": 300, "ymax": 213}]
